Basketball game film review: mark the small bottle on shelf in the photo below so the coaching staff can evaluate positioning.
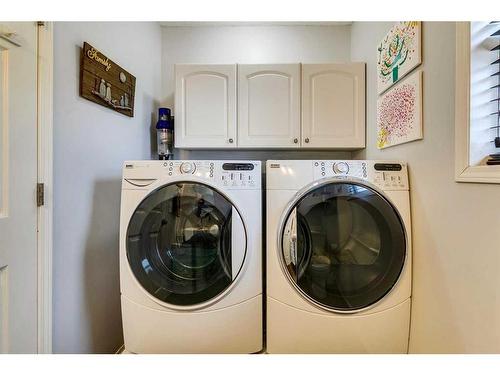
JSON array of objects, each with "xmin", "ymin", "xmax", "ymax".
[{"xmin": 156, "ymin": 108, "xmax": 174, "ymax": 160}]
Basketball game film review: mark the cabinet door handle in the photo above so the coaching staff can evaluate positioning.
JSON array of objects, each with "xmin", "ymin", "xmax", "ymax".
[
  {"xmin": 293, "ymin": 138, "xmax": 298, "ymax": 144},
  {"xmin": 304, "ymin": 138, "xmax": 310, "ymax": 143},
  {"xmin": 228, "ymin": 138, "xmax": 234, "ymax": 143}
]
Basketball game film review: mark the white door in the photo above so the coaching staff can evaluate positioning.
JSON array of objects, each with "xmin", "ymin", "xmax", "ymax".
[
  {"xmin": 238, "ymin": 64, "xmax": 300, "ymax": 148},
  {"xmin": 175, "ymin": 64, "xmax": 237, "ymax": 149},
  {"xmin": 302, "ymin": 63, "xmax": 365, "ymax": 149},
  {"xmin": 0, "ymin": 22, "xmax": 38, "ymax": 353}
]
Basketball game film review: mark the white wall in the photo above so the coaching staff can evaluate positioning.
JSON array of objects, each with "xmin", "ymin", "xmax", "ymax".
[
  {"xmin": 53, "ymin": 22, "xmax": 162, "ymax": 353},
  {"xmin": 161, "ymin": 24, "xmax": 353, "ymax": 162},
  {"xmin": 351, "ymin": 22, "xmax": 500, "ymax": 353}
]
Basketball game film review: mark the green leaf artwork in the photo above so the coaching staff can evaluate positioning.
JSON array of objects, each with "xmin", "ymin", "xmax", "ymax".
[{"xmin": 377, "ymin": 21, "xmax": 421, "ymax": 94}]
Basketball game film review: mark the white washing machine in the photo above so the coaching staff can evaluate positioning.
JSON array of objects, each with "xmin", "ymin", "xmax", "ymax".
[
  {"xmin": 120, "ymin": 160, "xmax": 262, "ymax": 353},
  {"xmin": 266, "ymin": 160, "xmax": 412, "ymax": 353}
]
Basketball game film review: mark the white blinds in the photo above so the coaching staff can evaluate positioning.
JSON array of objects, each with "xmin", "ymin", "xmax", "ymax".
[
  {"xmin": 488, "ymin": 23, "xmax": 500, "ymax": 165},
  {"xmin": 470, "ymin": 22, "xmax": 500, "ymax": 165}
]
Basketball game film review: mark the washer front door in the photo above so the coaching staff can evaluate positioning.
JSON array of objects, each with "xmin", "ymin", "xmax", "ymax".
[
  {"xmin": 281, "ymin": 180, "xmax": 406, "ymax": 312},
  {"xmin": 126, "ymin": 182, "xmax": 246, "ymax": 307}
]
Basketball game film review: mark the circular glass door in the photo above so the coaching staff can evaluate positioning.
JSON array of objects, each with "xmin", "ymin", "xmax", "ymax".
[
  {"xmin": 281, "ymin": 181, "xmax": 406, "ymax": 312},
  {"xmin": 126, "ymin": 182, "xmax": 246, "ymax": 306}
]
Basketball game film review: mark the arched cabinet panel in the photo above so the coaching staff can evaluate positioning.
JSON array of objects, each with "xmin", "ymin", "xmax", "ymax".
[
  {"xmin": 302, "ymin": 63, "xmax": 365, "ymax": 149},
  {"xmin": 238, "ymin": 64, "xmax": 301, "ymax": 148},
  {"xmin": 175, "ymin": 64, "xmax": 237, "ymax": 148}
]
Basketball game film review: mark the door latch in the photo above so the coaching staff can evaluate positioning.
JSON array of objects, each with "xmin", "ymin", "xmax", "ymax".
[{"xmin": 37, "ymin": 183, "xmax": 44, "ymax": 207}]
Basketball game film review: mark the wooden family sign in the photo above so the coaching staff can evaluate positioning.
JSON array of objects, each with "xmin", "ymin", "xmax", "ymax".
[{"xmin": 80, "ymin": 42, "xmax": 136, "ymax": 117}]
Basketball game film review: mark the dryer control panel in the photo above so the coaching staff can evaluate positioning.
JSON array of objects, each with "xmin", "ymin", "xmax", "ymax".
[
  {"xmin": 123, "ymin": 160, "xmax": 261, "ymax": 190},
  {"xmin": 312, "ymin": 160, "xmax": 409, "ymax": 191}
]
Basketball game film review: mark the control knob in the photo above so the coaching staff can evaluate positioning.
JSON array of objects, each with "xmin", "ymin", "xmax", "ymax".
[
  {"xmin": 180, "ymin": 162, "xmax": 194, "ymax": 174},
  {"xmin": 333, "ymin": 162, "xmax": 349, "ymax": 174}
]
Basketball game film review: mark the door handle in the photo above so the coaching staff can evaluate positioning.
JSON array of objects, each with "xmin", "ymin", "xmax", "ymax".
[
  {"xmin": 282, "ymin": 208, "xmax": 298, "ymax": 281},
  {"xmin": 230, "ymin": 206, "xmax": 245, "ymax": 280},
  {"xmin": 290, "ymin": 232, "xmax": 297, "ymax": 266}
]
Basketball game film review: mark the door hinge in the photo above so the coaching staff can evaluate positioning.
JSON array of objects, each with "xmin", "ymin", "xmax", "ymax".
[
  {"xmin": 37, "ymin": 183, "xmax": 44, "ymax": 207},
  {"xmin": 37, "ymin": 21, "xmax": 46, "ymax": 27}
]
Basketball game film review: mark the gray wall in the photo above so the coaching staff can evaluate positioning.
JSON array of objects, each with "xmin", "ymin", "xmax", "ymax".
[
  {"xmin": 161, "ymin": 24, "xmax": 354, "ymax": 162},
  {"xmin": 53, "ymin": 22, "xmax": 162, "ymax": 353},
  {"xmin": 351, "ymin": 22, "xmax": 500, "ymax": 353}
]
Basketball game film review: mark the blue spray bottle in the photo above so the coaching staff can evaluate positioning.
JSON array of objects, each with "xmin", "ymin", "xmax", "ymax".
[{"xmin": 156, "ymin": 108, "xmax": 173, "ymax": 160}]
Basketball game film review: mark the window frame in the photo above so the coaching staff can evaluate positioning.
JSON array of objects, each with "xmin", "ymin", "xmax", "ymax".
[{"xmin": 455, "ymin": 22, "xmax": 500, "ymax": 184}]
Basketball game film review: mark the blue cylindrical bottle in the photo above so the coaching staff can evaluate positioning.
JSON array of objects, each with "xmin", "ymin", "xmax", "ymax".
[{"xmin": 156, "ymin": 108, "xmax": 173, "ymax": 160}]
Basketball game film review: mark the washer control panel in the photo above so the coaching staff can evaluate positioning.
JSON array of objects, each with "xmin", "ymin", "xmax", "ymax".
[
  {"xmin": 128, "ymin": 160, "xmax": 262, "ymax": 189},
  {"xmin": 312, "ymin": 160, "xmax": 408, "ymax": 190},
  {"xmin": 313, "ymin": 160, "xmax": 367, "ymax": 179}
]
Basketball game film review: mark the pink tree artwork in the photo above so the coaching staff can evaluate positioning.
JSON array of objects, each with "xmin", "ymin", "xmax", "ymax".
[{"xmin": 377, "ymin": 71, "xmax": 422, "ymax": 149}]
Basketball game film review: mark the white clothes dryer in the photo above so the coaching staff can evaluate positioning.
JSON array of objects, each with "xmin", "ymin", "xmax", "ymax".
[
  {"xmin": 266, "ymin": 160, "xmax": 412, "ymax": 353},
  {"xmin": 120, "ymin": 160, "xmax": 262, "ymax": 353}
]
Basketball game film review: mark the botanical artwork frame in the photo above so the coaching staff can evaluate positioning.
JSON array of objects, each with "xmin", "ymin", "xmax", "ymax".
[
  {"xmin": 377, "ymin": 70, "xmax": 423, "ymax": 149},
  {"xmin": 377, "ymin": 21, "xmax": 422, "ymax": 94}
]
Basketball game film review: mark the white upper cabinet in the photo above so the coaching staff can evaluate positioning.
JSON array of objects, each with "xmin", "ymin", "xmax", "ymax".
[
  {"xmin": 302, "ymin": 63, "xmax": 365, "ymax": 149},
  {"xmin": 238, "ymin": 64, "xmax": 301, "ymax": 148},
  {"xmin": 174, "ymin": 62, "xmax": 365, "ymax": 149},
  {"xmin": 175, "ymin": 64, "xmax": 237, "ymax": 148}
]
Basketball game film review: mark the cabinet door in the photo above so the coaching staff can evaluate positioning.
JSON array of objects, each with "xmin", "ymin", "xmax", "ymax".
[
  {"xmin": 238, "ymin": 64, "xmax": 300, "ymax": 148},
  {"xmin": 302, "ymin": 63, "xmax": 365, "ymax": 149},
  {"xmin": 175, "ymin": 64, "xmax": 237, "ymax": 148}
]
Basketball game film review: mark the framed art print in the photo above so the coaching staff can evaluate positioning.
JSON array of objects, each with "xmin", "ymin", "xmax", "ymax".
[
  {"xmin": 377, "ymin": 70, "xmax": 423, "ymax": 149},
  {"xmin": 377, "ymin": 21, "xmax": 422, "ymax": 94}
]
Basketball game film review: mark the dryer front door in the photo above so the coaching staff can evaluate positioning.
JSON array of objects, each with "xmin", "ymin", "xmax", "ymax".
[
  {"xmin": 126, "ymin": 182, "xmax": 246, "ymax": 307},
  {"xmin": 281, "ymin": 180, "xmax": 406, "ymax": 312}
]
